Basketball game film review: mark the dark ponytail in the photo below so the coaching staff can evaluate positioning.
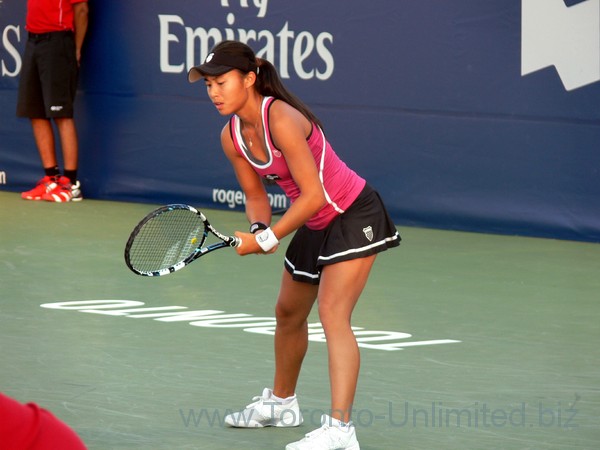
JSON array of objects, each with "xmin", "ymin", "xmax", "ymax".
[
  {"xmin": 210, "ymin": 40, "xmax": 323, "ymax": 129},
  {"xmin": 255, "ymin": 58, "xmax": 323, "ymax": 130}
]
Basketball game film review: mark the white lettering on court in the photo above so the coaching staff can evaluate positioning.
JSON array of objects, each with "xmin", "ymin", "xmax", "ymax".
[{"xmin": 40, "ymin": 300, "xmax": 461, "ymax": 352}]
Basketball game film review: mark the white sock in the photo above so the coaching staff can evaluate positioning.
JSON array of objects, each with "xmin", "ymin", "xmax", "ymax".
[
  {"xmin": 271, "ymin": 392, "xmax": 296, "ymax": 404},
  {"xmin": 324, "ymin": 415, "xmax": 351, "ymax": 429}
]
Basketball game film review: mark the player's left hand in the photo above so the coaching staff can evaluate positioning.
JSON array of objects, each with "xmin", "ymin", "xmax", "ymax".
[{"xmin": 234, "ymin": 231, "xmax": 278, "ymax": 256}]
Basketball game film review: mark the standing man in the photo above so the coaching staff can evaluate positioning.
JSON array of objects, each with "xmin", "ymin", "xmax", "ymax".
[{"xmin": 17, "ymin": 0, "xmax": 89, "ymax": 202}]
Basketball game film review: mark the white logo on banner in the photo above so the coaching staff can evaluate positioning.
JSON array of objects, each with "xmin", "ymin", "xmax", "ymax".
[
  {"xmin": 158, "ymin": 0, "xmax": 334, "ymax": 80},
  {"xmin": 522, "ymin": 0, "xmax": 600, "ymax": 90},
  {"xmin": 1, "ymin": 25, "xmax": 22, "ymax": 77}
]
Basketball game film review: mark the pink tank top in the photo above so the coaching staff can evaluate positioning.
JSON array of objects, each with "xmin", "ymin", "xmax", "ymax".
[{"xmin": 229, "ymin": 96, "xmax": 366, "ymax": 230}]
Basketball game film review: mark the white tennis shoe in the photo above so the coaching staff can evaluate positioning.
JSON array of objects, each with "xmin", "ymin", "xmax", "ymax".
[
  {"xmin": 223, "ymin": 388, "xmax": 303, "ymax": 428},
  {"xmin": 286, "ymin": 414, "xmax": 360, "ymax": 450}
]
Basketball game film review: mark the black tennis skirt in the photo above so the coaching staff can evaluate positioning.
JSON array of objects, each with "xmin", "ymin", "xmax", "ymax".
[{"xmin": 284, "ymin": 184, "xmax": 400, "ymax": 285}]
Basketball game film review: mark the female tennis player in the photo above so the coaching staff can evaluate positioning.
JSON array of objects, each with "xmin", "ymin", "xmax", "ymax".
[{"xmin": 188, "ymin": 40, "xmax": 400, "ymax": 450}]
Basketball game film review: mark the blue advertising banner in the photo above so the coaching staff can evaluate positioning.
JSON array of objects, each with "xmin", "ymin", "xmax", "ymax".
[{"xmin": 1, "ymin": 0, "xmax": 599, "ymax": 241}]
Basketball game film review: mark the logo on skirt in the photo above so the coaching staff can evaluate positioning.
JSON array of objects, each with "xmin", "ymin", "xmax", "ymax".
[{"xmin": 363, "ymin": 226, "xmax": 373, "ymax": 242}]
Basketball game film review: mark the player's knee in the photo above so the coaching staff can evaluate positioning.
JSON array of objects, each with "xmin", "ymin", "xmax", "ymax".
[
  {"xmin": 318, "ymin": 302, "xmax": 351, "ymax": 332},
  {"xmin": 275, "ymin": 301, "xmax": 306, "ymax": 329}
]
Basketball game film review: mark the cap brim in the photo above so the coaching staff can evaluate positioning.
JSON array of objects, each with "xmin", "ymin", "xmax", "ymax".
[{"xmin": 187, "ymin": 64, "xmax": 234, "ymax": 83}]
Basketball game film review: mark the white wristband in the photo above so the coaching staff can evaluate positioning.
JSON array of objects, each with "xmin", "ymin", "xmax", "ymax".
[{"xmin": 255, "ymin": 227, "xmax": 279, "ymax": 252}]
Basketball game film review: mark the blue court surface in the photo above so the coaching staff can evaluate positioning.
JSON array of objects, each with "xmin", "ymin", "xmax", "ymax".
[{"xmin": 1, "ymin": 191, "xmax": 599, "ymax": 449}]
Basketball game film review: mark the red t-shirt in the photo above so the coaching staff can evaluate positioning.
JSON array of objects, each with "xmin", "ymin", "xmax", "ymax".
[
  {"xmin": 26, "ymin": 0, "xmax": 88, "ymax": 34},
  {"xmin": 0, "ymin": 393, "xmax": 87, "ymax": 449}
]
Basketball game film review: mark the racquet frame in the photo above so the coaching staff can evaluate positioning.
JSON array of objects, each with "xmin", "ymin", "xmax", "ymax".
[{"xmin": 124, "ymin": 204, "xmax": 240, "ymax": 277}]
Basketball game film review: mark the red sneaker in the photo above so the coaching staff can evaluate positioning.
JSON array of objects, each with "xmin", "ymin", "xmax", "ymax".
[
  {"xmin": 42, "ymin": 176, "xmax": 83, "ymax": 202},
  {"xmin": 21, "ymin": 176, "xmax": 58, "ymax": 200}
]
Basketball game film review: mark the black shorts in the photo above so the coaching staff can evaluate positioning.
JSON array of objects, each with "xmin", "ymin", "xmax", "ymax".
[
  {"xmin": 16, "ymin": 31, "xmax": 78, "ymax": 119},
  {"xmin": 284, "ymin": 184, "xmax": 401, "ymax": 285}
]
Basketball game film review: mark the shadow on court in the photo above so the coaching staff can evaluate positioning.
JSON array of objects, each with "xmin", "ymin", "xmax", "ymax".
[{"xmin": 1, "ymin": 191, "xmax": 599, "ymax": 449}]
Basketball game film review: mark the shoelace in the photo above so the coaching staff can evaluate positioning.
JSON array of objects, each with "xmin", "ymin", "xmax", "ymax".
[
  {"xmin": 304, "ymin": 423, "xmax": 330, "ymax": 439},
  {"xmin": 246, "ymin": 395, "xmax": 268, "ymax": 409}
]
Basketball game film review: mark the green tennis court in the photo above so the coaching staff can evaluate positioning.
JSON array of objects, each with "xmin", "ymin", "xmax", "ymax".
[{"xmin": 1, "ymin": 190, "xmax": 598, "ymax": 449}]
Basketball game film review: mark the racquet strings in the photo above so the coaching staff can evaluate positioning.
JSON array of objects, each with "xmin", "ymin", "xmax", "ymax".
[{"xmin": 128, "ymin": 208, "xmax": 205, "ymax": 272}]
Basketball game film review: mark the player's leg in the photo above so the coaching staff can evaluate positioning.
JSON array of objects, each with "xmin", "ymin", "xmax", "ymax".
[
  {"xmin": 273, "ymin": 269, "xmax": 318, "ymax": 398},
  {"xmin": 41, "ymin": 117, "xmax": 82, "ymax": 202},
  {"xmin": 318, "ymin": 254, "xmax": 377, "ymax": 423},
  {"xmin": 285, "ymin": 256, "xmax": 374, "ymax": 449},
  {"xmin": 54, "ymin": 117, "xmax": 79, "ymax": 171},
  {"xmin": 223, "ymin": 270, "xmax": 317, "ymax": 428},
  {"xmin": 31, "ymin": 118, "xmax": 58, "ymax": 169}
]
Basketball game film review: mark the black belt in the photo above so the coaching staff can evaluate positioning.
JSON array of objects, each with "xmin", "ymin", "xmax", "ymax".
[{"xmin": 28, "ymin": 30, "xmax": 73, "ymax": 42}]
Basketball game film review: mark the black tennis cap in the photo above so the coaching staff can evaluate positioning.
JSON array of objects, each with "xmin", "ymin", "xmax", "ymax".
[{"xmin": 188, "ymin": 51, "xmax": 257, "ymax": 82}]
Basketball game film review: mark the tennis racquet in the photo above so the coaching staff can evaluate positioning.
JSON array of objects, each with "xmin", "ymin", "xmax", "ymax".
[{"xmin": 124, "ymin": 204, "xmax": 241, "ymax": 277}]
